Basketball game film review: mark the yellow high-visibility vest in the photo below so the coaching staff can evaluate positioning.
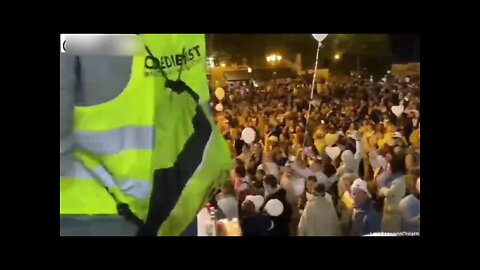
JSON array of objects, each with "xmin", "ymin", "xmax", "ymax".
[{"xmin": 61, "ymin": 34, "xmax": 232, "ymax": 235}]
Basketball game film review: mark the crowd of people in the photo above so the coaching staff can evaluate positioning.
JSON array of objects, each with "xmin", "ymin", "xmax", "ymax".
[{"xmin": 209, "ymin": 75, "xmax": 421, "ymax": 236}]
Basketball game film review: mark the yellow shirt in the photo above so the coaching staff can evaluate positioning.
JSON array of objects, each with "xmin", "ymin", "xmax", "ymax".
[{"xmin": 342, "ymin": 192, "xmax": 354, "ymax": 210}]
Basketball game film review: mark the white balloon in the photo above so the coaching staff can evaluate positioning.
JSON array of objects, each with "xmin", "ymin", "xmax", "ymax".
[
  {"xmin": 241, "ymin": 127, "xmax": 256, "ymax": 144},
  {"xmin": 325, "ymin": 146, "xmax": 341, "ymax": 160},
  {"xmin": 265, "ymin": 199, "xmax": 284, "ymax": 217},
  {"xmin": 391, "ymin": 105, "xmax": 404, "ymax": 117},
  {"xmin": 312, "ymin": 34, "xmax": 328, "ymax": 42},
  {"xmin": 215, "ymin": 103, "xmax": 223, "ymax": 112},
  {"xmin": 215, "ymin": 87, "xmax": 225, "ymax": 100}
]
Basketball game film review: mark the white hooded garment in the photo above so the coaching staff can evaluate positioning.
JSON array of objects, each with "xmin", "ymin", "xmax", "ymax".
[
  {"xmin": 337, "ymin": 140, "xmax": 363, "ymax": 177},
  {"xmin": 298, "ymin": 195, "xmax": 341, "ymax": 236}
]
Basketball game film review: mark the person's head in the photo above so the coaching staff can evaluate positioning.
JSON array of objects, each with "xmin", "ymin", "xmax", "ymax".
[
  {"xmin": 263, "ymin": 174, "xmax": 278, "ymax": 189},
  {"xmin": 351, "ymin": 178, "xmax": 370, "ymax": 208},
  {"xmin": 313, "ymin": 182, "xmax": 326, "ymax": 197},
  {"xmin": 272, "ymin": 148, "xmax": 283, "ymax": 160},
  {"xmin": 389, "ymin": 151, "xmax": 406, "ymax": 175},
  {"xmin": 349, "ymin": 122, "xmax": 356, "ymax": 131},
  {"xmin": 340, "ymin": 172, "xmax": 356, "ymax": 190},
  {"xmin": 221, "ymin": 180, "xmax": 236, "ymax": 197},
  {"xmin": 306, "ymin": 176, "xmax": 317, "ymax": 193},
  {"xmin": 283, "ymin": 163, "xmax": 295, "ymax": 177},
  {"xmin": 255, "ymin": 169, "xmax": 266, "ymax": 182},
  {"xmin": 234, "ymin": 158, "xmax": 245, "ymax": 167},
  {"xmin": 323, "ymin": 162, "xmax": 337, "ymax": 178},
  {"xmin": 310, "ymin": 159, "xmax": 323, "ymax": 172},
  {"xmin": 408, "ymin": 111, "xmax": 416, "ymax": 119},
  {"xmin": 241, "ymin": 200, "xmax": 257, "ymax": 217},
  {"xmin": 234, "ymin": 165, "xmax": 247, "ymax": 179},
  {"xmin": 247, "ymin": 163, "xmax": 257, "ymax": 177}
]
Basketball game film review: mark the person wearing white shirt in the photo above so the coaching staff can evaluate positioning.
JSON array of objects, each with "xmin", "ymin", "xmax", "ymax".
[
  {"xmin": 215, "ymin": 181, "xmax": 239, "ymax": 220},
  {"xmin": 378, "ymin": 153, "xmax": 407, "ymax": 233},
  {"xmin": 399, "ymin": 177, "xmax": 420, "ymax": 233},
  {"xmin": 262, "ymin": 152, "xmax": 280, "ymax": 180},
  {"xmin": 336, "ymin": 173, "xmax": 356, "ymax": 235},
  {"xmin": 291, "ymin": 159, "xmax": 337, "ymax": 189},
  {"xmin": 337, "ymin": 134, "xmax": 363, "ymax": 177},
  {"xmin": 297, "ymin": 182, "xmax": 341, "ymax": 236},
  {"xmin": 306, "ymin": 176, "xmax": 332, "ymax": 204},
  {"xmin": 279, "ymin": 162, "xmax": 306, "ymax": 235}
]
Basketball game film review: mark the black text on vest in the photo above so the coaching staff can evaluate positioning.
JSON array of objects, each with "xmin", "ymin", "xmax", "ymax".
[{"xmin": 145, "ymin": 45, "xmax": 201, "ymax": 73}]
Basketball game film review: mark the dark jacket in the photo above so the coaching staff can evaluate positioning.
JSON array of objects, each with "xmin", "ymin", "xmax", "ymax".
[
  {"xmin": 241, "ymin": 214, "xmax": 272, "ymax": 237},
  {"xmin": 351, "ymin": 201, "xmax": 381, "ymax": 236},
  {"xmin": 234, "ymin": 139, "xmax": 245, "ymax": 156},
  {"xmin": 260, "ymin": 189, "xmax": 292, "ymax": 236}
]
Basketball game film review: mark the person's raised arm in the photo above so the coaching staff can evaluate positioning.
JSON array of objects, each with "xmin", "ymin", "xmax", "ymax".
[
  {"xmin": 290, "ymin": 160, "xmax": 310, "ymax": 179},
  {"xmin": 379, "ymin": 176, "xmax": 406, "ymax": 198},
  {"xmin": 354, "ymin": 132, "xmax": 364, "ymax": 162}
]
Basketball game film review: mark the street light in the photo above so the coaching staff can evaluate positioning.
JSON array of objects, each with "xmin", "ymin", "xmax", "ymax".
[
  {"xmin": 334, "ymin": 53, "xmax": 341, "ymax": 60},
  {"xmin": 266, "ymin": 54, "xmax": 282, "ymax": 63},
  {"xmin": 220, "ymin": 63, "xmax": 226, "ymax": 67},
  {"xmin": 247, "ymin": 67, "xmax": 252, "ymax": 73}
]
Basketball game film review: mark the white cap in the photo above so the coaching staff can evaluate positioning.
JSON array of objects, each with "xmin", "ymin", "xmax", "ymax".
[{"xmin": 351, "ymin": 178, "xmax": 370, "ymax": 197}]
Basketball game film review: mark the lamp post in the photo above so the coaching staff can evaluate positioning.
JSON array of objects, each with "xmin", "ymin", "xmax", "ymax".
[{"xmin": 266, "ymin": 54, "xmax": 282, "ymax": 64}]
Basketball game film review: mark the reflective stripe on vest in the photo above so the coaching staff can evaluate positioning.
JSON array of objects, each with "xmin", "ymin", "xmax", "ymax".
[
  {"xmin": 61, "ymin": 161, "xmax": 151, "ymax": 199},
  {"xmin": 61, "ymin": 35, "xmax": 233, "ymax": 234},
  {"xmin": 61, "ymin": 49, "xmax": 154, "ymax": 217},
  {"xmin": 75, "ymin": 126, "xmax": 154, "ymax": 155}
]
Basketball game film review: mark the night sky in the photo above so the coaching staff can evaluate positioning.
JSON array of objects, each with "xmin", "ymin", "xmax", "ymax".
[{"xmin": 208, "ymin": 34, "xmax": 420, "ymax": 64}]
